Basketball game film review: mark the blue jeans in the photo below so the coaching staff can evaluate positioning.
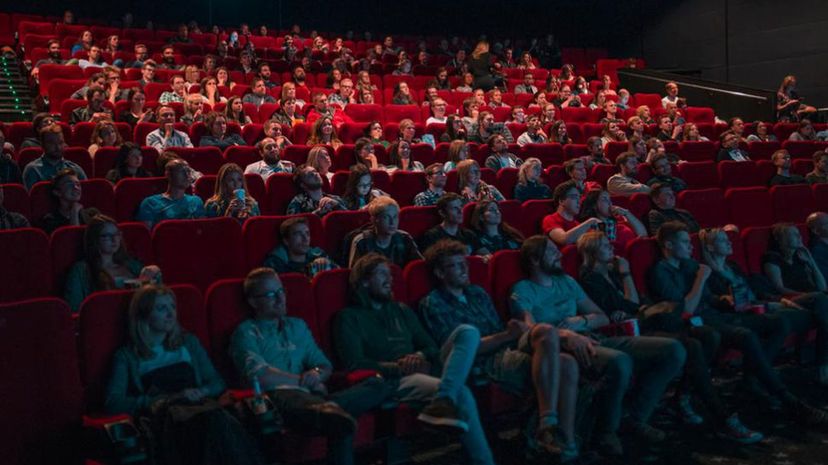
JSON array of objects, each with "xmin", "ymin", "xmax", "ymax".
[
  {"xmin": 396, "ymin": 324, "xmax": 495, "ymax": 465},
  {"xmin": 588, "ymin": 336, "xmax": 686, "ymax": 433}
]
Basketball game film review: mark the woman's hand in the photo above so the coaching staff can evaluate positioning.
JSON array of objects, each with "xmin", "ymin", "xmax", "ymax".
[{"xmin": 139, "ymin": 265, "xmax": 162, "ymax": 284}]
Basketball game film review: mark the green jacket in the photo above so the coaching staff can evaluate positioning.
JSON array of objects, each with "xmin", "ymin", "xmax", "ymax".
[{"xmin": 334, "ymin": 289, "xmax": 440, "ymax": 378}]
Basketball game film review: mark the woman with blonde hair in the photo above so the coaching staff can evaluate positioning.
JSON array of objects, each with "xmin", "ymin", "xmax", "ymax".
[
  {"xmin": 204, "ymin": 163, "xmax": 260, "ymax": 220},
  {"xmin": 514, "ymin": 157, "xmax": 551, "ymax": 201},
  {"xmin": 468, "ymin": 40, "xmax": 500, "ymax": 91},
  {"xmin": 776, "ymin": 75, "xmax": 816, "ymax": 122},
  {"xmin": 307, "ymin": 116, "xmax": 343, "ymax": 150},
  {"xmin": 306, "ymin": 145, "xmax": 334, "ymax": 181},
  {"xmin": 443, "ymin": 139, "xmax": 469, "ymax": 171},
  {"xmin": 457, "ymin": 159, "xmax": 504, "ymax": 203},
  {"xmin": 105, "ymin": 284, "xmax": 264, "ymax": 465},
  {"xmin": 88, "ymin": 120, "xmax": 123, "ymax": 157}
]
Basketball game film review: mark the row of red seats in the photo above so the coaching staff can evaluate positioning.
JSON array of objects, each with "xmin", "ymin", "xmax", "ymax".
[{"xmin": 3, "ymin": 179, "xmax": 825, "ymax": 303}]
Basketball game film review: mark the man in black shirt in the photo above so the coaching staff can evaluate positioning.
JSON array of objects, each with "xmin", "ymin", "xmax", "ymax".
[
  {"xmin": 419, "ymin": 193, "xmax": 482, "ymax": 255},
  {"xmin": 646, "ymin": 183, "xmax": 700, "ymax": 236},
  {"xmin": 769, "ymin": 149, "xmax": 807, "ymax": 186}
]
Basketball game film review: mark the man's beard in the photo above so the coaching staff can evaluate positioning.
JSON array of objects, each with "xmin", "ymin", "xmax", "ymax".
[{"xmin": 369, "ymin": 287, "xmax": 392, "ymax": 303}]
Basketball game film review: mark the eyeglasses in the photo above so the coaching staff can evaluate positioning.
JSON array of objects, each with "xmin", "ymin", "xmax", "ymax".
[{"xmin": 252, "ymin": 288, "xmax": 285, "ymax": 300}]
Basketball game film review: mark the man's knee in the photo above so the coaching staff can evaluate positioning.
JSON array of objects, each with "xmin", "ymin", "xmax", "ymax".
[
  {"xmin": 663, "ymin": 338, "xmax": 687, "ymax": 369},
  {"xmin": 604, "ymin": 350, "xmax": 633, "ymax": 384},
  {"xmin": 451, "ymin": 323, "xmax": 481, "ymax": 347},
  {"xmin": 531, "ymin": 323, "xmax": 559, "ymax": 349}
]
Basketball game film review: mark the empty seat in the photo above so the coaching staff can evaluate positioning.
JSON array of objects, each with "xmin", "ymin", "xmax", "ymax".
[
  {"xmin": 676, "ymin": 161, "xmax": 718, "ymax": 189},
  {"xmin": 344, "ymin": 104, "xmax": 383, "ymax": 123},
  {"xmin": 770, "ymin": 184, "xmax": 815, "ymax": 223},
  {"xmin": 677, "ymin": 188, "xmax": 728, "ymax": 228},
  {"xmin": 0, "ymin": 183, "xmax": 30, "ymax": 220},
  {"xmin": 782, "ymin": 140, "xmax": 823, "ymax": 159},
  {"xmin": 113, "ymin": 177, "xmax": 167, "ymax": 222},
  {"xmin": 152, "ymin": 217, "xmax": 246, "ymax": 291},
  {"xmin": 165, "ymin": 147, "xmax": 224, "ymax": 175},
  {"xmin": 383, "ymin": 105, "xmax": 422, "ymax": 123},
  {"xmin": 398, "ymin": 205, "xmax": 440, "ymax": 242},
  {"xmin": 679, "ymin": 141, "xmax": 716, "ymax": 162},
  {"xmin": 0, "ymin": 297, "xmax": 82, "ymax": 465},
  {"xmin": 0, "ymin": 228, "xmax": 52, "ymax": 302},
  {"xmin": 625, "ymin": 237, "xmax": 659, "ymax": 297},
  {"xmin": 521, "ymin": 143, "xmax": 564, "ymax": 166},
  {"xmin": 389, "ymin": 171, "xmax": 427, "ymax": 207},
  {"xmin": 725, "ymin": 187, "xmax": 774, "ymax": 228},
  {"xmin": 747, "ymin": 141, "xmax": 781, "ymax": 161},
  {"xmin": 264, "ymin": 173, "xmax": 297, "ymax": 215},
  {"xmin": 718, "ymin": 161, "xmax": 763, "ymax": 188},
  {"xmin": 241, "ymin": 214, "xmax": 324, "ymax": 270},
  {"xmin": 684, "ymin": 107, "xmax": 715, "ymax": 124}
]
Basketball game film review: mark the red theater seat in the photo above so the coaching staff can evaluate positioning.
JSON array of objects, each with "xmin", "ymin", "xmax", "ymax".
[
  {"xmin": 770, "ymin": 184, "xmax": 815, "ymax": 223},
  {"xmin": 264, "ymin": 173, "xmax": 297, "ymax": 215},
  {"xmin": 676, "ymin": 161, "xmax": 718, "ymax": 189},
  {"xmin": 389, "ymin": 171, "xmax": 427, "ymax": 207},
  {"xmin": 0, "ymin": 183, "xmax": 30, "ymax": 220},
  {"xmin": 321, "ymin": 209, "xmax": 370, "ymax": 258},
  {"xmin": 625, "ymin": 237, "xmax": 659, "ymax": 297},
  {"xmin": 0, "ymin": 228, "xmax": 52, "ymax": 302},
  {"xmin": 30, "ymin": 178, "xmax": 115, "ymax": 222},
  {"xmin": 165, "ymin": 146, "xmax": 224, "ymax": 175},
  {"xmin": 113, "ymin": 177, "xmax": 167, "ymax": 222},
  {"xmin": 677, "ymin": 188, "xmax": 728, "ymax": 228},
  {"xmin": 92, "ymin": 146, "xmax": 159, "ymax": 178},
  {"xmin": 521, "ymin": 143, "xmax": 564, "ymax": 166},
  {"xmin": 152, "ymin": 217, "xmax": 246, "ymax": 290},
  {"xmin": 725, "ymin": 187, "xmax": 773, "ymax": 228}
]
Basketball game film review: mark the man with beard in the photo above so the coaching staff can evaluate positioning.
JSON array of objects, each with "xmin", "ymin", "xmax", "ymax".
[
  {"xmin": 510, "ymin": 235, "xmax": 686, "ymax": 456},
  {"xmin": 31, "ymin": 39, "xmax": 64, "ymax": 80},
  {"xmin": 78, "ymin": 45, "xmax": 108, "ymax": 69},
  {"xmin": 335, "ymin": 253, "xmax": 498, "ymax": 465},
  {"xmin": 606, "ymin": 152, "xmax": 651, "ymax": 197},
  {"xmin": 125, "ymin": 43, "xmax": 149, "ymax": 68},
  {"xmin": 158, "ymin": 45, "xmax": 183, "ymax": 71},
  {"xmin": 70, "ymin": 85, "xmax": 113, "ymax": 124},
  {"xmin": 262, "ymin": 216, "xmax": 336, "ymax": 277},
  {"xmin": 257, "ymin": 63, "xmax": 279, "ymax": 89},
  {"xmin": 413, "ymin": 163, "xmax": 447, "ymax": 206},
  {"xmin": 23, "ymin": 124, "xmax": 88, "ymax": 190},
  {"xmin": 418, "ymin": 240, "xmax": 581, "ymax": 462},
  {"xmin": 286, "ymin": 165, "xmax": 346, "ymax": 216},
  {"xmin": 244, "ymin": 137, "xmax": 295, "ymax": 180}
]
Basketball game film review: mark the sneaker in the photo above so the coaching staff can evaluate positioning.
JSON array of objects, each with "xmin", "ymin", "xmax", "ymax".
[
  {"xmin": 417, "ymin": 397, "xmax": 469, "ymax": 433},
  {"xmin": 622, "ymin": 421, "xmax": 666, "ymax": 442},
  {"xmin": 675, "ymin": 394, "xmax": 703, "ymax": 425},
  {"xmin": 560, "ymin": 441, "xmax": 580, "ymax": 463},
  {"xmin": 718, "ymin": 414, "xmax": 763, "ymax": 444},
  {"xmin": 793, "ymin": 400, "xmax": 828, "ymax": 426},
  {"xmin": 595, "ymin": 432, "xmax": 624, "ymax": 457}
]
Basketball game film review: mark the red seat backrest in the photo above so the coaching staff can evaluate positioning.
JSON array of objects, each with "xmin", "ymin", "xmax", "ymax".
[
  {"xmin": 740, "ymin": 226, "xmax": 773, "ymax": 274},
  {"xmin": 725, "ymin": 187, "xmax": 774, "ymax": 228},
  {"xmin": 488, "ymin": 249, "xmax": 526, "ymax": 321},
  {"xmin": 718, "ymin": 161, "xmax": 763, "ymax": 188},
  {"xmin": 0, "ymin": 228, "xmax": 52, "ymax": 302},
  {"xmin": 679, "ymin": 141, "xmax": 716, "ymax": 162},
  {"xmin": 0, "ymin": 297, "xmax": 82, "ymax": 465},
  {"xmin": 166, "ymin": 146, "xmax": 224, "ymax": 175},
  {"xmin": 264, "ymin": 172, "xmax": 297, "ymax": 215},
  {"xmin": 0, "ymin": 183, "xmax": 30, "ymax": 220},
  {"xmin": 93, "ymin": 146, "xmax": 159, "ymax": 178},
  {"xmin": 625, "ymin": 236, "xmax": 659, "ymax": 297},
  {"xmin": 152, "ymin": 217, "xmax": 246, "ymax": 291},
  {"xmin": 321, "ymin": 209, "xmax": 370, "ymax": 257},
  {"xmin": 677, "ymin": 188, "xmax": 728, "ymax": 228},
  {"xmin": 521, "ymin": 143, "xmax": 564, "ymax": 167},
  {"xmin": 770, "ymin": 184, "xmax": 815, "ymax": 223},
  {"xmin": 676, "ymin": 161, "xmax": 718, "ymax": 189},
  {"xmin": 399, "ymin": 205, "xmax": 441, "ymax": 242},
  {"xmin": 389, "ymin": 170, "xmax": 427, "ymax": 207},
  {"xmin": 113, "ymin": 177, "xmax": 167, "ymax": 222}
]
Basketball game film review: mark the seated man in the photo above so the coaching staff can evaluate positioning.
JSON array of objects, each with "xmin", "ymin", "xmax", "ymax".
[
  {"xmin": 244, "ymin": 137, "xmax": 295, "ymax": 180},
  {"xmin": 286, "ymin": 165, "xmax": 346, "ymax": 216},
  {"xmin": 769, "ymin": 149, "xmax": 807, "ymax": 186},
  {"xmin": 22, "ymin": 124, "xmax": 88, "ymax": 190},
  {"xmin": 419, "ymin": 193, "xmax": 484, "ymax": 255},
  {"xmin": 807, "ymin": 211, "xmax": 828, "ymax": 281},
  {"xmin": 70, "ymin": 86, "xmax": 113, "ymax": 124},
  {"xmin": 542, "ymin": 180, "xmax": 600, "ymax": 247},
  {"xmin": 263, "ymin": 216, "xmax": 337, "ymax": 277},
  {"xmin": 136, "ymin": 159, "xmax": 205, "ymax": 228},
  {"xmin": 484, "ymin": 134, "xmax": 524, "ymax": 171},
  {"xmin": 231, "ymin": 268, "xmax": 390, "ymax": 465},
  {"xmin": 607, "ymin": 152, "xmax": 651, "ymax": 197},
  {"xmin": 584, "ymin": 136, "xmax": 611, "ymax": 167},
  {"xmin": 146, "ymin": 105, "xmax": 194, "ymax": 153},
  {"xmin": 511, "ymin": 235, "xmax": 686, "ymax": 455},
  {"xmin": 514, "ymin": 72, "xmax": 538, "ymax": 94},
  {"xmin": 31, "ymin": 39, "xmax": 65, "ymax": 80},
  {"xmin": 125, "ymin": 43, "xmax": 149, "ymax": 69},
  {"xmin": 716, "ymin": 131, "xmax": 750, "ymax": 162},
  {"xmin": 419, "ymin": 240, "xmax": 581, "ymax": 461},
  {"xmin": 158, "ymin": 45, "xmax": 183, "ymax": 70},
  {"xmin": 651, "ymin": 222, "xmax": 828, "ymax": 422},
  {"xmin": 257, "ymin": 62, "xmax": 279, "ymax": 89},
  {"xmin": 349, "ymin": 197, "xmax": 422, "ymax": 268},
  {"xmin": 806, "ymin": 150, "xmax": 828, "ymax": 184},
  {"xmin": 654, "ymin": 115, "xmax": 679, "ymax": 142},
  {"xmin": 646, "ymin": 183, "xmax": 700, "ymax": 236},
  {"xmin": 413, "ymin": 163, "xmax": 447, "ymax": 206},
  {"xmin": 335, "ymin": 254, "xmax": 498, "ymax": 464},
  {"xmin": 468, "ymin": 111, "xmax": 514, "ymax": 144},
  {"xmin": 180, "ymin": 93, "xmax": 206, "ymax": 126},
  {"xmin": 646, "ymin": 153, "xmax": 687, "ymax": 192},
  {"xmin": 242, "ymin": 78, "xmax": 277, "ymax": 109},
  {"xmin": 137, "ymin": 60, "xmax": 157, "ymax": 88},
  {"xmin": 78, "ymin": 45, "xmax": 108, "ymax": 69},
  {"xmin": 38, "ymin": 168, "xmax": 99, "ymax": 234},
  {"xmin": 158, "ymin": 75, "xmax": 187, "ymax": 104},
  {"xmin": 328, "ymin": 78, "xmax": 356, "ymax": 109},
  {"xmin": 516, "ymin": 114, "xmax": 548, "ymax": 146},
  {"xmin": 305, "ymin": 92, "xmax": 353, "ymax": 128}
]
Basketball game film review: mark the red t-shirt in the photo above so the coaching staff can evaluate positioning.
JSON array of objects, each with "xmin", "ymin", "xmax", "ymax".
[{"xmin": 542, "ymin": 212, "xmax": 580, "ymax": 235}]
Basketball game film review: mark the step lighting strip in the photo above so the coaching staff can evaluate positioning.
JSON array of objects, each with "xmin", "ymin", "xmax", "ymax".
[{"xmin": 0, "ymin": 56, "xmax": 26, "ymax": 116}]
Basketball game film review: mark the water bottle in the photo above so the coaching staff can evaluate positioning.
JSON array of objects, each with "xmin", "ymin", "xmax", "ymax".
[{"xmin": 251, "ymin": 376, "xmax": 268, "ymax": 415}]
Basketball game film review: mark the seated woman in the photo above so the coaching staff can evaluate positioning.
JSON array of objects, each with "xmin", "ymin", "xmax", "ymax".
[
  {"xmin": 681, "ymin": 123, "xmax": 710, "ymax": 142},
  {"xmin": 539, "ymin": 103, "xmax": 558, "ymax": 127},
  {"xmin": 353, "ymin": 137, "xmax": 384, "ymax": 170},
  {"xmin": 104, "ymin": 284, "xmax": 263, "ymax": 465},
  {"xmin": 342, "ymin": 164, "xmax": 389, "ymax": 210},
  {"xmin": 578, "ymin": 188, "xmax": 646, "ymax": 252},
  {"xmin": 600, "ymin": 121, "xmax": 627, "ymax": 148},
  {"xmin": 457, "ymin": 159, "xmax": 504, "ymax": 203},
  {"xmin": 363, "ymin": 120, "xmax": 389, "ymax": 148},
  {"xmin": 776, "ymin": 75, "xmax": 816, "ymax": 122},
  {"xmin": 200, "ymin": 76, "xmax": 227, "ymax": 107},
  {"xmin": 224, "ymin": 96, "xmax": 252, "ymax": 125},
  {"xmin": 392, "ymin": 50, "xmax": 412, "ymax": 76},
  {"xmin": 589, "ymin": 90, "xmax": 607, "ymax": 111},
  {"xmin": 216, "ymin": 66, "xmax": 235, "ymax": 90},
  {"xmin": 204, "ymin": 163, "xmax": 260, "ymax": 220},
  {"xmin": 636, "ymin": 105, "xmax": 655, "ymax": 125},
  {"xmin": 470, "ymin": 199, "xmax": 523, "ymax": 254},
  {"xmin": 106, "ymin": 142, "xmax": 153, "ymax": 183},
  {"xmin": 514, "ymin": 157, "xmax": 551, "ymax": 201},
  {"xmin": 199, "ymin": 112, "xmax": 246, "ymax": 149},
  {"xmin": 626, "ymin": 116, "xmax": 645, "ymax": 140},
  {"xmin": 548, "ymin": 120, "xmax": 571, "ymax": 145},
  {"xmin": 64, "ymin": 213, "xmax": 162, "ymax": 311},
  {"xmin": 576, "ymin": 231, "xmax": 764, "ymax": 443},
  {"xmin": 387, "ymin": 140, "xmax": 424, "ymax": 172},
  {"xmin": 443, "ymin": 140, "xmax": 469, "ymax": 172},
  {"xmin": 628, "ymin": 135, "xmax": 648, "ymax": 162},
  {"xmin": 746, "ymin": 121, "xmax": 777, "ymax": 143},
  {"xmin": 39, "ymin": 169, "xmax": 100, "ymax": 234},
  {"xmin": 397, "ymin": 118, "xmax": 422, "ymax": 144},
  {"xmin": 455, "ymin": 72, "xmax": 474, "ymax": 92},
  {"xmin": 88, "ymin": 120, "xmax": 124, "ymax": 158},
  {"xmin": 119, "ymin": 88, "xmax": 154, "ymax": 127},
  {"xmin": 308, "ymin": 116, "xmax": 343, "ymax": 150},
  {"xmin": 440, "ymin": 115, "xmax": 467, "ymax": 143},
  {"xmin": 306, "ymin": 145, "xmax": 334, "ymax": 182},
  {"xmin": 529, "ymin": 91, "xmax": 548, "ymax": 109},
  {"xmin": 391, "ymin": 81, "xmax": 414, "ymax": 105},
  {"xmin": 762, "ymin": 223, "xmax": 828, "ymax": 384}
]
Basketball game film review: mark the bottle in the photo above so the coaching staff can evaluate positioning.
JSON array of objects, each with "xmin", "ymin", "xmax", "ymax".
[{"xmin": 251, "ymin": 376, "xmax": 268, "ymax": 415}]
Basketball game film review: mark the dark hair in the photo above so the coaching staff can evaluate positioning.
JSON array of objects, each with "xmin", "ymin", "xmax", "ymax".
[
  {"xmin": 84, "ymin": 214, "xmax": 134, "ymax": 291},
  {"xmin": 279, "ymin": 216, "xmax": 308, "ymax": 242},
  {"xmin": 353, "ymin": 137, "xmax": 374, "ymax": 167},
  {"xmin": 813, "ymin": 150, "xmax": 827, "ymax": 164},
  {"xmin": 113, "ymin": 142, "xmax": 146, "ymax": 179},
  {"xmin": 445, "ymin": 115, "xmax": 466, "ymax": 141},
  {"xmin": 552, "ymin": 180, "xmax": 578, "ymax": 203},
  {"xmin": 519, "ymin": 235, "xmax": 549, "ymax": 275},
  {"xmin": 615, "ymin": 151, "xmax": 637, "ymax": 168},
  {"xmin": 423, "ymin": 239, "xmax": 467, "ymax": 278},
  {"xmin": 388, "ymin": 140, "xmax": 412, "ymax": 168},
  {"xmin": 436, "ymin": 192, "xmax": 463, "ymax": 215},
  {"xmin": 342, "ymin": 164, "xmax": 373, "ymax": 210},
  {"xmin": 470, "ymin": 199, "xmax": 524, "ymax": 243},
  {"xmin": 577, "ymin": 189, "xmax": 606, "ymax": 221},
  {"xmin": 656, "ymin": 221, "xmax": 688, "ymax": 249},
  {"xmin": 349, "ymin": 253, "xmax": 390, "ymax": 291}
]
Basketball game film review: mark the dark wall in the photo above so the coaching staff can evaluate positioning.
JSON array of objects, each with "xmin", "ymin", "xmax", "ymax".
[{"xmin": 624, "ymin": 0, "xmax": 828, "ymax": 107}]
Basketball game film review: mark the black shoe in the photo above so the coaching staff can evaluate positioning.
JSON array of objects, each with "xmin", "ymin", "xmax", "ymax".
[
  {"xmin": 308, "ymin": 402, "xmax": 358, "ymax": 435},
  {"xmin": 417, "ymin": 397, "xmax": 469, "ymax": 433}
]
